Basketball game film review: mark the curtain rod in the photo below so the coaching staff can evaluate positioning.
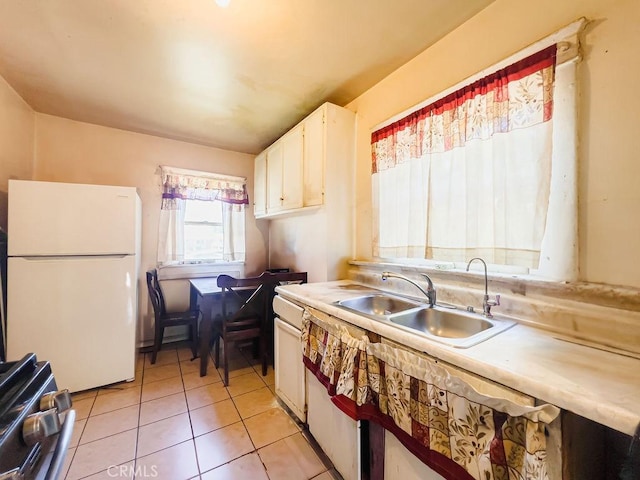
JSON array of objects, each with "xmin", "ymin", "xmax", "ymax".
[{"xmin": 372, "ymin": 17, "xmax": 587, "ymax": 132}]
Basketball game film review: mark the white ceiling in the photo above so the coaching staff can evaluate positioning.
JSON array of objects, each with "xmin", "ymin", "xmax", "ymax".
[{"xmin": 0, "ymin": 0, "xmax": 493, "ymax": 154}]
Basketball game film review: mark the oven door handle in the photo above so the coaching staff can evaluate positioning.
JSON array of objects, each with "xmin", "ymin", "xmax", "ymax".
[{"xmin": 44, "ymin": 409, "xmax": 76, "ymax": 480}]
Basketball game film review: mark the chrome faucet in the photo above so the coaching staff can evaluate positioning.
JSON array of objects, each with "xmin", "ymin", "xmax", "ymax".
[
  {"xmin": 465, "ymin": 257, "xmax": 500, "ymax": 318},
  {"xmin": 381, "ymin": 271, "xmax": 436, "ymax": 308}
]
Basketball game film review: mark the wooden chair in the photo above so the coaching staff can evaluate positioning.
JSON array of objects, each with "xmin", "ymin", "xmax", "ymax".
[
  {"xmin": 213, "ymin": 272, "xmax": 273, "ymax": 386},
  {"xmin": 146, "ymin": 269, "xmax": 199, "ymax": 364},
  {"xmin": 211, "ymin": 271, "xmax": 308, "ymax": 385}
]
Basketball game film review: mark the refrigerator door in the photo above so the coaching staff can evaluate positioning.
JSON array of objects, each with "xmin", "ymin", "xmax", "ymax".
[
  {"xmin": 8, "ymin": 180, "xmax": 138, "ymax": 256},
  {"xmin": 7, "ymin": 255, "xmax": 137, "ymax": 392}
]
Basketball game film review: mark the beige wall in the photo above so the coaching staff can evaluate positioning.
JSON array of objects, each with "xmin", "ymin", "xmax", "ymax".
[
  {"xmin": 0, "ymin": 74, "xmax": 34, "ymax": 230},
  {"xmin": 347, "ymin": 0, "xmax": 640, "ymax": 289},
  {"xmin": 33, "ymin": 113, "xmax": 268, "ymax": 342}
]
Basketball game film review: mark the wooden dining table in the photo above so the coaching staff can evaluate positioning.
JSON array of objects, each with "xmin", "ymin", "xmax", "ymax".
[
  {"xmin": 189, "ymin": 272, "xmax": 306, "ymax": 377},
  {"xmin": 189, "ymin": 277, "xmax": 222, "ymax": 376}
]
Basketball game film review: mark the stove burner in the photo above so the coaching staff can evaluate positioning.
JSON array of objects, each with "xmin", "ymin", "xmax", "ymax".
[{"xmin": 0, "ymin": 354, "xmax": 74, "ymax": 480}]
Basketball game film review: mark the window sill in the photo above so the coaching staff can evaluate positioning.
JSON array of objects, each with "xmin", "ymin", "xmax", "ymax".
[
  {"xmin": 157, "ymin": 262, "xmax": 244, "ymax": 280},
  {"xmin": 350, "ymin": 259, "xmax": 559, "ymax": 285}
]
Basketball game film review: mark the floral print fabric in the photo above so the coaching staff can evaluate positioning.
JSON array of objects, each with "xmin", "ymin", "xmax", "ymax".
[
  {"xmin": 301, "ymin": 309, "xmax": 370, "ymax": 404},
  {"xmin": 302, "ymin": 310, "xmax": 559, "ymax": 480},
  {"xmin": 371, "ymin": 45, "xmax": 557, "ymax": 174},
  {"xmin": 160, "ymin": 167, "xmax": 248, "ymax": 209}
]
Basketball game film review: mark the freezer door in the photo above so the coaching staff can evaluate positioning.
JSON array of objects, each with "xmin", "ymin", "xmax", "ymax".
[
  {"xmin": 7, "ymin": 255, "xmax": 137, "ymax": 392},
  {"xmin": 8, "ymin": 180, "xmax": 139, "ymax": 256}
]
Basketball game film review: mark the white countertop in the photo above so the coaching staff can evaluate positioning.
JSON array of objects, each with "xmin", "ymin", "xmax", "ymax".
[{"xmin": 276, "ymin": 280, "xmax": 640, "ymax": 436}]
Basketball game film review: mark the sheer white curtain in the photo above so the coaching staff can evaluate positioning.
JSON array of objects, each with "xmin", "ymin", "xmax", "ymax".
[
  {"xmin": 157, "ymin": 166, "xmax": 248, "ymax": 265},
  {"xmin": 157, "ymin": 197, "xmax": 186, "ymax": 265},
  {"xmin": 372, "ymin": 45, "xmax": 561, "ymax": 271},
  {"xmin": 221, "ymin": 203, "xmax": 246, "ymax": 262}
]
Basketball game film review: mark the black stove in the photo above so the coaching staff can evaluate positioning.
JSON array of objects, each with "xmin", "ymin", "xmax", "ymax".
[{"xmin": 0, "ymin": 354, "xmax": 74, "ymax": 480}]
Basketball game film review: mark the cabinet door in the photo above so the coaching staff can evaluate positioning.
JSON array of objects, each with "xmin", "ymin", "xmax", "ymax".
[
  {"xmin": 385, "ymin": 432, "xmax": 445, "ymax": 480},
  {"xmin": 303, "ymin": 108, "xmax": 325, "ymax": 206},
  {"xmin": 253, "ymin": 151, "xmax": 267, "ymax": 217},
  {"xmin": 307, "ymin": 373, "xmax": 361, "ymax": 480},
  {"xmin": 281, "ymin": 123, "xmax": 304, "ymax": 210},
  {"xmin": 274, "ymin": 318, "xmax": 306, "ymax": 422},
  {"xmin": 266, "ymin": 141, "xmax": 284, "ymax": 213}
]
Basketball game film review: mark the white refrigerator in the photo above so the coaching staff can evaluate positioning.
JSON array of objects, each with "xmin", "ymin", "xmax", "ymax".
[{"xmin": 7, "ymin": 180, "xmax": 141, "ymax": 393}]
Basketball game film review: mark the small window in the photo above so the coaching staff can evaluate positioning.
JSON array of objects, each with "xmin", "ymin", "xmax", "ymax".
[
  {"xmin": 183, "ymin": 199, "xmax": 224, "ymax": 261},
  {"xmin": 157, "ymin": 166, "xmax": 248, "ymax": 266}
]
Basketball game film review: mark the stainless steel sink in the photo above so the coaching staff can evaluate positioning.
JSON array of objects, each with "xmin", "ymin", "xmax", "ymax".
[
  {"xmin": 334, "ymin": 294, "xmax": 515, "ymax": 348},
  {"xmin": 389, "ymin": 307, "xmax": 515, "ymax": 348},
  {"xmin": 336, "ymin": 294, "xmax": 422, "ymax": 318},
  {"xmin": 391, "ymin": 308, "xmax": 493, "ymax": 338}
]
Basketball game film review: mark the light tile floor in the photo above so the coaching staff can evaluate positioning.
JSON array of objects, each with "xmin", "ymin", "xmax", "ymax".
[{"xmin": 62, "ymin": 342, "xmax": 338, "ymax": 480}]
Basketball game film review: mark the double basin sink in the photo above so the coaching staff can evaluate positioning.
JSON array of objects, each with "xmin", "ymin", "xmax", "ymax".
[{"xmin": 334, "ymin": 293, "xmax": 514, "ymax": 348}]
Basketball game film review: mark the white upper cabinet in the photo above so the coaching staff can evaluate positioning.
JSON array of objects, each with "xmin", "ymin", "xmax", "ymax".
[
  {"xmin": 303, "ymin": 107, "xmax": 325, "ymax": 207},
  {"xmin": 281, "ymin": 123, "xmax": 304, "ymax": 210},
  {"xmin": 253, "ymin": 151, "xmax": 267, "ymax": 217},
  {"xmin": 254, "ymin": 102, "xmax": 354, "ymax": 218},
  {"xmin": 266, "ymin": 140, "xmax": 284, "ymax": 213},
  {"xmin": 266, "ymin": 124, "xmax": 303, "ymax": 214}
]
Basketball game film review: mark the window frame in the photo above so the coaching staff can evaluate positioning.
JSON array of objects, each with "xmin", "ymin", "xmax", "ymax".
[
  {"xmin": 370, "ymin": 19, "xmax": 585, "ymax": 282},
  {"xmin": 182, "ymin": 197, "xmax": 225, "ymax": 263},
  {"xmin": 157, "ymin": 166, "xmax": 248, "ymax": 270}
]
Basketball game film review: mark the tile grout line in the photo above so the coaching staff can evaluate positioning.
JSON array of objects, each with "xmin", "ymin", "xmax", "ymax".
[
  {"xmin": 179, "ymin": 347, "xmax": 203, "ymax": 477},
  {"xmin": 68, "ymin": 342, "xmax": 309, "ymax": 480},
  {"xmin": 131, "ymin": 350, "xmax": 148, "ymax": 478}
]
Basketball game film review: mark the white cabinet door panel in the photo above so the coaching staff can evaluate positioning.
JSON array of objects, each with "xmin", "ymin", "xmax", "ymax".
[
  {"xmin": 303, "ymin": 108, "xmax": 324, "ymax": 206},
  {"xmin": 281, "ymin": 124, "xmax": 304, "ymax": 210},
  {"xmin": 254, "ymin": 151, "xmax": 267, "ymax": 217},
  {"xmin": 274, "ymin": 317, "xmax": 306, "ymax": 422},
  {"xmin": 267, "ymin": 141, "xmax": 284, "ymax": 213},
  {"xmin": 307, "ymin": 373, "xmax": 361, "ymax": 480},
  {"xmin": 384, "ymin": 431, "xmax": 445, "ymax": 480}
]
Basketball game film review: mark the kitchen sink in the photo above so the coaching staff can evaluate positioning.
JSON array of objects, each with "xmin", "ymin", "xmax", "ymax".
[
  {"xmin": 389, "ymin": 307, "xmax": 515, "ymax": 347},
  {"xmin": 335, "ymin": 294, "xmax": 422, "ymax": 318},
  {"xmin": 334, "ymin": 294, "xmax": 515, "ymax": 348},
  {"xmin": 390, "ymin": 308, "xmax": 493, "ymax": 338}
]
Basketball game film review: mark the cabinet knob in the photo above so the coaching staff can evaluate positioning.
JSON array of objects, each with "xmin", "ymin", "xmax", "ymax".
[{"xmin": 22, "ymin": 408, "xmax": 61, "ymax": 446}]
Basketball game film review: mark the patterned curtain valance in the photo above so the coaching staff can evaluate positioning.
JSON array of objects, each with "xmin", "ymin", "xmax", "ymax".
[
  {"xmin": 371, "ymin": 45, "xmax": 557, "ymax": 173},
  {"xmin": 160, "ymin": 166, "xmax": 249, "ymax": 205},
  {"xmin": 302, "ymin": 309, "xmax": 560, "ymax": 480}
]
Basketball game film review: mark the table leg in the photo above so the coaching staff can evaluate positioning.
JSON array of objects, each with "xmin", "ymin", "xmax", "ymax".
[
  {"xmin": 189, "ymin": 284, "xmax": 198, "ymax": 311},
  {"xmin": 190, "ymin": 284, "xmax": 211, "ymax": 376},
  {"xmin": 198, "ymin": 295, "xmax": 215, "ymax": 376}
]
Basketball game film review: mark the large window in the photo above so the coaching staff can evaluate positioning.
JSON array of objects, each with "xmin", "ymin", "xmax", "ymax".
[
  {"xmin": 157, "ymin": 167, "xmax": 248, "ymax": 266},
  {"xmin": 371, "ymin": 21, "xmax": 583, "ymax": 281}
]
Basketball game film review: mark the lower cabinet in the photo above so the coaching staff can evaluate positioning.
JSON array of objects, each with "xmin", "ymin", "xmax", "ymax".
[
  {"xmin": 307, "ymin": 373, "xmax": 361, "ymax": 480},
  {"xmin": 275, "ymin": 298, "xmax": 568, "ymax": 479},
  {"xmin": 274, "ymin": 317, "xmax": 306, "ymax": 422},
  {"xmin": 384, "ymin": 432, "xmax": 445, "ymax": 480},
  {"xmin": 273, "ymin": 296, "xmax": 306, "ymax": 422}
]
